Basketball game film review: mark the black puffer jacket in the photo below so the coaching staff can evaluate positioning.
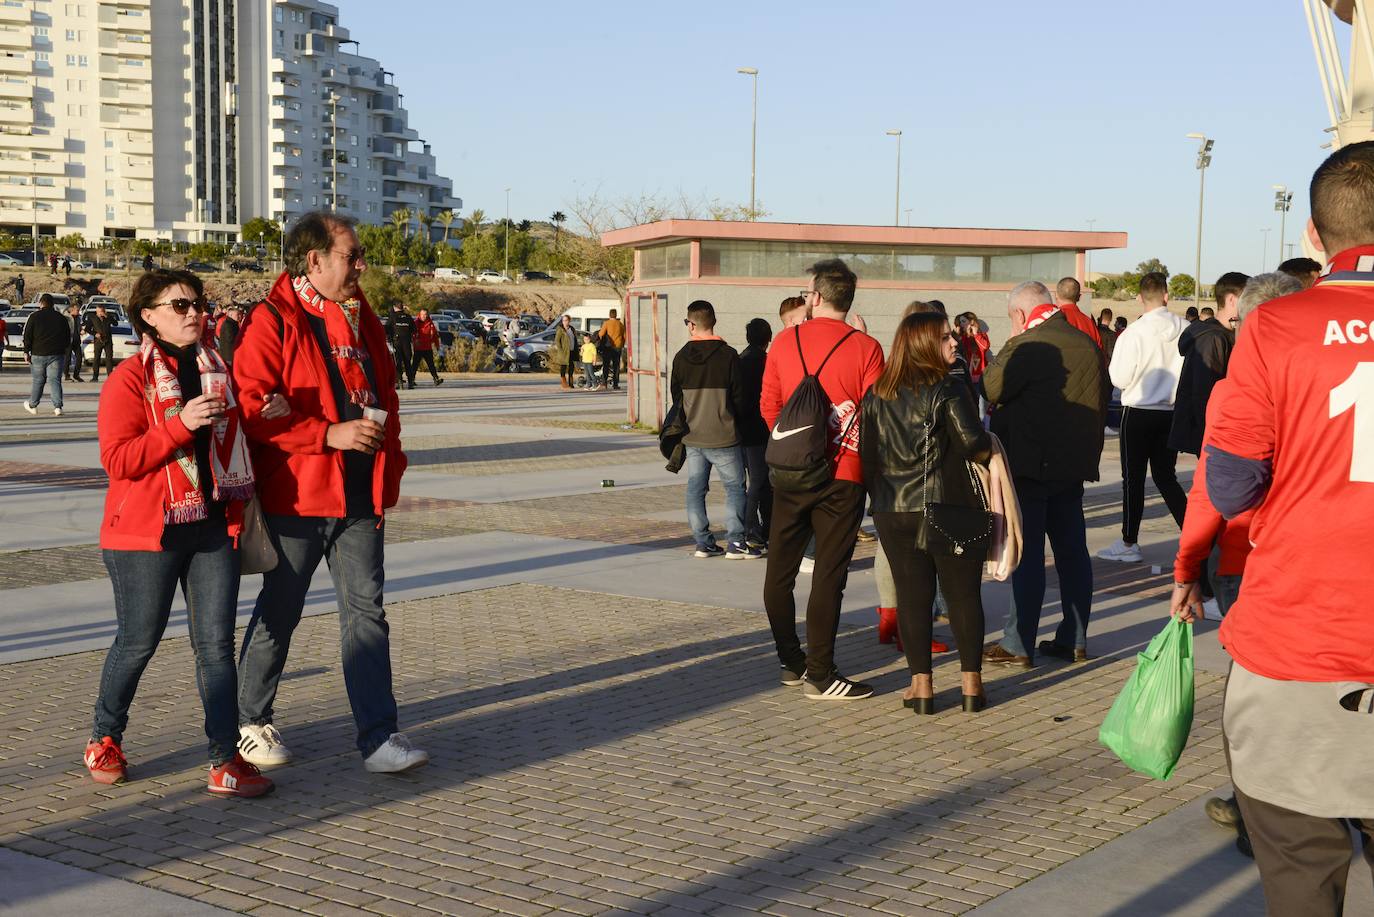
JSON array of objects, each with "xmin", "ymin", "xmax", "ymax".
[
  {"xmin": 860, "ymin": 375, "xmax": 991, "ymax": 513},
  {"xmin": 1168, "ymin": 317, "xmax": 1233, "ymax": 455}
]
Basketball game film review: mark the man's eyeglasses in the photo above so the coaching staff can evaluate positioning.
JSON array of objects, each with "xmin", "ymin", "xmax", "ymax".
[
  {"xmin": 152, "ymin": 297, "xmax": 206, "ymax": 315},
  {"xmin": 330, "ymin": 247, "xmax": 366, "ymax": 266},
  {"xmin": 799, "ymin": 289, "xmax": 816, "ymax": 299}
]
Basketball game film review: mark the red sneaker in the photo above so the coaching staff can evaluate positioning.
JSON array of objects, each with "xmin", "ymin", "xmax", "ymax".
[
  {"xmin": 931, "ymin": 639, "xmax": 950, "ymax": 653},
  {"xmin": 207, "ymin": 754, "xmax": 274, "ymax": 798},
  {"xmin": 84, "ymin": 737, "xmax": 127, "ymax": 785}
]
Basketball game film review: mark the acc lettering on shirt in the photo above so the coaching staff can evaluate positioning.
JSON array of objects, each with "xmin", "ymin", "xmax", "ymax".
[{"xmin": 1323, "ymin": 319, "xmax": 1374, "ymax": 345}]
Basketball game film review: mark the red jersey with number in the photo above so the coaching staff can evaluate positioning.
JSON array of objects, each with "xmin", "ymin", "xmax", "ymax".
[{"xmin": 1207, "ymin": 245, "xmax": 1374, "ymax": 682}]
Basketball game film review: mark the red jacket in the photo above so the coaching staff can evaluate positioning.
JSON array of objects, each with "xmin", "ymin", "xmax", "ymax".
[
  {"xmin": 232, "ymin": 272, "xmax": 406, "ymax": 518},
  {"xmin": 760, "ymin": 317, "xmax": 885, "ymax": 484},
  {"xmin": 1173, "ymin": 447, "xmax": 1252, "ymax": 582},
  {"xmin": 1059, "ymin": 302, "xmax": 1103, "ymax": 349},
  {"xmin": 413, "ymin": 316, "xmax": 438, "ymax": 351},
  {"xmin": 98, "ymin": 352, "xmax": 244, "ymax": 551}
]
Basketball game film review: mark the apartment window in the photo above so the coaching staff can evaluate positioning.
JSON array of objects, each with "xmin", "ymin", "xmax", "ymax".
[
  {"xmin": 35, "ymin": 27, "xmax": 49, "ymax": 37},
  {"xmin": 274, "ymin": 7, "xmax": 283, "ymax": 22},
  {"xmin": 65, "ymin": 30, "xmax": 76, "ymax": 41},
  {"xmin": 103, "ymin": 134, "xmax": 113, "ymax": 148},
  {"xmin": 104, "ymin": 186, "xmax": 112, "ymax": 197},
  {"xmin": 292, "ymin": 34, "xmax": 305, "ymax": 51},
  {"xmin": 274, "ymin": 29, "xmax": 284, "ymax": 47},
  {"xmin": 104, "ymin": 155, "xmax": 112, "ymax": 171},
  {"xmin": 291, "ymin": 10, "xmax": 304, "ymax": 22},
  {"xmin": 35, "ymin": 52, "xmax": 49, "ymax": 62},
  {"xmin": 106, "ymin": 205, "xmax": 115, "ymax": 220},
  {"xmin": 350, "ymin": 135, "xmax": 357, "ymax": 146},
  {"xmin": 64, "ymin": 55, "xmax": 75, "ymax": 65}
]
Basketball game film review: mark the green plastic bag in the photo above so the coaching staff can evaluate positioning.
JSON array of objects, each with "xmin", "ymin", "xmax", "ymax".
[{"xmin": 1099, "ymin": 618, "xmax": 1195, "ymax": 780}]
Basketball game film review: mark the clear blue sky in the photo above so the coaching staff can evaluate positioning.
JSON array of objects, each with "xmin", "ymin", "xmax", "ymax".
[{"xmin": 343, "ymin": 0, "xmax": 1336, "ymax": 280}]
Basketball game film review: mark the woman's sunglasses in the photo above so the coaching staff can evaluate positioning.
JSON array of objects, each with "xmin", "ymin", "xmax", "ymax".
[{"xmin": 152, "ymin": 297, "xmax": 206, "ymax": 315}]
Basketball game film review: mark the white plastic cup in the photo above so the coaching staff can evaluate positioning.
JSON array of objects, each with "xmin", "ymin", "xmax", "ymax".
[
  {"xmin": 361, "ymin": 406, "xmax": 388, "ymax": 426},
  {"xmin": 200, "ymin": 371, "xmax": 228, "ymax": 402}
]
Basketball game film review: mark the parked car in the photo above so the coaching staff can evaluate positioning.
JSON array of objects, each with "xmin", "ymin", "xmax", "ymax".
[
  {"xmin": 0, "ymin": 299, "xmax": 11, "ymax": 316},
  {"xmin": 29, "ymin": 293, "xmax": 71, "ymax": 310},
  {"xmin": 510, "ymin": 323, "xmax": 566, "ymax": 373},
  {"xmin": 557, "ymin": 300, "xmax": 618, "ymax": 336},
  {"xmin": 472, "ymin": 310, "xmax": 506, "ymax": 330},
  {"xmin": 185, "ymin": 261, "xmax": 219, "ymax": 273},
  {"xmin": 395, "ymin": 268, "xmax": 420, "ymax": 278},
  {"xmin": 520, "ymin": 270, "xmax": 554, "ymax": 283},
  {"xmin": 476, "ymin": 270, "xmax": 510, "ymax": 284},
  {"xmin": 228, "ymin": 260, "xmax": 264, "ymax": 273},
  {"xmin": 80, "ymin": 303, "xmax": 126, "ymax": 324},
  {"xmin": 82, "ymin": 322, "xmax": 140, "ymax": 365},
  {"xmin": 0, "ymin": 252, "xmax": 25, "ymax": 266},
  {"xmin": 434, "ymin": 308, "xmax": 469, "ymax": 321},
  {"xmin": 434, "ymin": 268, "xmax": 469, "ymax": 281},
  {"xmin": 2, "ymin": 308, "xmax": 39, "ymax": 365}
]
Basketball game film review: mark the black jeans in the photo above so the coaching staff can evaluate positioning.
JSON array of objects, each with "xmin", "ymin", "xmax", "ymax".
[
  {"xmin": 1235, "ymin": 786, "xmax": 1374, "ymax": 917},
  {"xmin": 742, "ymin": 444, "xmax": 772, "ymax": 545},
  {"xmin": 393, "ymin": 341, "xmax": 414, "ymax": 385},
  {"xmin": 238, "ymin": 514, "xmax": 398, "ymax": 758},
  {"xmin": 600, "ymin": 347, "xmax": 622, "ymax": 388},
  {"xmin": 1118, "ymin": 406, "xmax": 1187, "ymax": 543},
  {"xmin": 66, "ymin": 341, "xmax": 83, "ymax": 379},
  {"xmin": 764, "ymin": 479, "xmax": 865, "ymax": 680},
  {"xmin": 873, "ymin": 512, "xmax": 985, "ymax": 674},
  {"xmin": 411, "ymin": 348, "xmax": 440, "ymax": 383},
  {"xmin": 90, "ymin": 339, "xmax": 114, "ymax": 380},
  {"xmin": 1000, "ymin": 479, "xmax": 1094, "ymax": 659},
  {"xmin": 95, "ymin": 520, "xmax": 241, "ymax": 765}
]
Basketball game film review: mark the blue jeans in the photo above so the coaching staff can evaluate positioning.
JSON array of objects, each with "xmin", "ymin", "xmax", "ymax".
[
  {"xmin": 28, "ymin": 354, "xmax": 63, "ymax": 410},
  {"xmin": 685, "ymin": 445, "xmax": 746, "ymax": 547},
  {"xmin": 238, "ymin": 514, "xmax": 398, "ymax": 757},
  {"xmin": 1207, "ymin": 551, "xmax": 1243, "ymax": 617},
  {"xmin": 1001, "ymin": 479, "xmax": 1094, "ymax": 659},
  {"xmin": 94, "ymin": 519, "xmax": 241, "ymax": 765}
]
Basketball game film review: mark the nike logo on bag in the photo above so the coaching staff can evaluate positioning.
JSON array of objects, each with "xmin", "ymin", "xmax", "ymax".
[{"xmin": 771, "ymin": 425, "xmax": 813, "ymax": 441}]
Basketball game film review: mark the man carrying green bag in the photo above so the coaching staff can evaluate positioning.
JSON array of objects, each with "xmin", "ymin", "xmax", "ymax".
[{"xmin": 1099, "ymin": 618, "xmax": 1194, "ymax": 781}]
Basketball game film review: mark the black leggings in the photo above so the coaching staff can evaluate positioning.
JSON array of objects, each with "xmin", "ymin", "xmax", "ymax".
[{"xmin": 873, "ymin": 512, "xmax": 985, "ymax": 675}]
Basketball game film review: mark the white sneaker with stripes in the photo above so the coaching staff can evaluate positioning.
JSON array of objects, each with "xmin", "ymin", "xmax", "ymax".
[
  {"xmin": 238, "ymin": 723, "xmax": 292, "ymax": 767},
  {"xmin": 802, "ymin": 671, "xmax": 875, "ymax": 701}
]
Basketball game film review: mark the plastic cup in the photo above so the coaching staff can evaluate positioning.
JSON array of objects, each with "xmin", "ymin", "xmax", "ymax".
[
  {"xmin": 361, "ymin": 406, "xmax": 388, "ymax": 426},
  {"xmin": 200, "ymin": 372, "xmax": 227, "ymax": 402}
]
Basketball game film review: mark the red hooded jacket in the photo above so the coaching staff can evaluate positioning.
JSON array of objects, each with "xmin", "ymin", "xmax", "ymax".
[
  {"xmin": 413, "ymin": 315, "xmax": 438, "ymax": 351},
  {"xmin": 231, "ymin": 272, "xmax": 406, "ymax": 518},
  {"xmin": 98, "ymin": 351, "xmax": 245, "ymax": 551}
]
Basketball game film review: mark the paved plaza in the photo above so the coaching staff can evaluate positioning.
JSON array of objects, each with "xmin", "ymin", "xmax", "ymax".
[{"xmin": 0, "ymin": 371, "xmax": 1342, "ymax": 916}]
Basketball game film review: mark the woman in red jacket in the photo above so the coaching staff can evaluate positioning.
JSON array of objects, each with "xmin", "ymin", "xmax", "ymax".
[{"xmin": 84, "ymin": 269, "xmax": 285, "ymax": 797}]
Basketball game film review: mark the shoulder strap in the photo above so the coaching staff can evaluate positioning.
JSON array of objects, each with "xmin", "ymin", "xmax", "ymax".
[{"xmin": 813, "ymin": 328, "xmax": 859, "ymax": 378}]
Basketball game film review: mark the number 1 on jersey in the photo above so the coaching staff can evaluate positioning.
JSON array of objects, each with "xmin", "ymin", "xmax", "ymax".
[{"xmin": 1329, "ymin": 362, "xmax": 1374, "ymax": 482}]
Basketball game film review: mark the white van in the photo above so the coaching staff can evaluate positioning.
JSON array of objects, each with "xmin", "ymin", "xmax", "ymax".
[{"xmin": 558, "ymin": 299, "xmax": 620, "ymax": 336}]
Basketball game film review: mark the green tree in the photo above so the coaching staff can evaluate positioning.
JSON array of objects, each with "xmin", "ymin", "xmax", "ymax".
[
  {"xmin": 390, "ymin": 207, "xmax": 412, "ymax": 240},
  {"xmin": 461, "ymin": 209, "xmax": 485, "ymax": 239},
  {"xmin": 418, "ymin": 211, "xmax": 433, "ymax": 244},
  {"xmin": 436, "ymin": 209, "xmax": 456, "ymax": 245},
  {"xmin": 516, "ymin": 219, "xmax": 532, "ymax": 233},
  {"xmin": 460, "ymin": 232, "xmax": 500, "ymax": 273},
  {"xmin": 1169, "ymin": 273, "xmax": 1196, "ymax": 299},
  {"xmin": 550, "ymin": 211, "xmax": 566, "ymax": 250},
  {"xmin": 1135, "ymin": 258, "xmax": 1169, "ymax": 277},
  {"xmin": 241, "ymin": 217, "xmax": 282, "ymax": 249},
  {"xmin": 359, "ymin": 270, "xmax": 426, "ymax": 312}
]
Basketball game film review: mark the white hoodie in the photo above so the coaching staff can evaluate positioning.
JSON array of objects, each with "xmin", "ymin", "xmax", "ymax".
[{"xmin": 1108, "ymin": 306, "xmax": 1188, "ymax": 409}]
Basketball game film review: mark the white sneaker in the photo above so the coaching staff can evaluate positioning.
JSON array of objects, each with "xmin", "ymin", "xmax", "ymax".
[
  {"xmin": 798, "ymin": 556, "xmax": 815, "ymax": 575},
  {"xmin": 1097, "ymin": 539, "xmax": 1143, "ymax": 563},
  {"xmin": 363, "ymin": 733, "xmax": 429, "ymax": 773},
  {"xmin": 238, "ymin": 723, "xmax": 292, "ymax": 767},
  {"xmin": 22, "ymin": 402, "xmax": 35, "ymax": 415},
  {"xmin": 53, "ymin": 407, "xmax": 62, "ymax": 416}
]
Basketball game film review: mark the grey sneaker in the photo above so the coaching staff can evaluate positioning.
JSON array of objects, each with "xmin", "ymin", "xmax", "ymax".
[{"xmin": 364, "ymin": 733, "xmax": 429, "ymax": 774}]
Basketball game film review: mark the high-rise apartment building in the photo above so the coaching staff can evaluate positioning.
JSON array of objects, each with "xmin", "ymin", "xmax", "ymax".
[{"xmin": 0, "ymin": 0, "xmax": 457, "ymax": 244}]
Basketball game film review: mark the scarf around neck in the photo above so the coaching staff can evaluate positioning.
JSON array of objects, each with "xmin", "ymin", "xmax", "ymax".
[
  {"xmin": 1024, "ymin": 303, "xmax": 1061, "ymax": 332},
  {"xmin": 290, "ymin": 275, "xmax": 376, "ymax": 407},
  {"xmin": 140, "ymin": 330, "xmax": 255, "ymax": 524}
]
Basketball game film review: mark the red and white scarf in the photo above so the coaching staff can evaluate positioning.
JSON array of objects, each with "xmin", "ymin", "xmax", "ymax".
[
  {"xmin": 141, "ymin": 331, "xmax": 255, "ymax": 524},
  {"xmin": 1023, "ymin": 303, "xmax": 1061, "ymax": 332},
  {"xmin": 290, "ymin": 275, "xmax": 375, "ymax": 407}
]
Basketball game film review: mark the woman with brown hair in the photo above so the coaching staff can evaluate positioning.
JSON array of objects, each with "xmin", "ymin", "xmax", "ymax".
[{"xmin": 860, "ymin": 312, "xmax": 992, "ymax": 713}]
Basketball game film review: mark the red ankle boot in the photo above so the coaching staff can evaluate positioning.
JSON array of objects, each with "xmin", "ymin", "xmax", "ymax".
[{"xmin": 877, "ymin": 607, "xmax": 898, "ymax": 644}]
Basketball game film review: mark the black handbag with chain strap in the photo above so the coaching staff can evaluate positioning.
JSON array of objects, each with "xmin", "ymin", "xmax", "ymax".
[{"xmin": 917, "ymin": 407, "xmax": 993, "ymax": 557}]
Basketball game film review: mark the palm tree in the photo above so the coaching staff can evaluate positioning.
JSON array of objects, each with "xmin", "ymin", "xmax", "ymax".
[
  {"xmin": 390, "ymin": 207, "xmax": 411, "ymax": 239},
  {"xmin": 462, "ymin": 208, "xmax": 485, "ymax": 239},
  {"xmin": 551, "ymin": 210, "xmax": 566, "ymax": 250},
  {"xmin": 436, "ymin": 209, "xmax": 456, "ymax": 244},
  {"xmin": 418, "ymin": 211, "xmax": 433, "ymax": 243}
]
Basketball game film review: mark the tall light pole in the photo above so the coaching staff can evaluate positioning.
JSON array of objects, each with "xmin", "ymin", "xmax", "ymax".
[
  {"xmin": 903, "ymin": 208, "xmax": 913, "ymax": 226},
  {"xmin": 1260, "ymin": 227, "xmax": 1271, "ymax": 272},
  {"xmin": 1086, "ymin": 218, "xmax": 1097, "ymax": 282},
  {"xmin": 329, "ymin": 92, "xmax": 340, "ymax": 212},
  {"xmin": 737, "ymin": 67, "xmax": 758, "ymax": 220},
  {"xmin": 1186, "ymin": 133, "xmax": 1213, "ymax": 306},
  {"xmin": 503, "ymin": 187, "xmax": 510, "ymax": 279},
  {"xmin": 885, "ymin": 129, "xmax": 902, "ymax": 226},
  {"xmin": 1273, "ymin": 184, "xmax": 1293, "ymax": 262}
]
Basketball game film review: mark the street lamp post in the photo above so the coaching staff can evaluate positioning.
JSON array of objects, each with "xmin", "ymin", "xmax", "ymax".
[
  {"xmin": 1273, "ymin": 184, "xmax": 1293, "ymax": 262},
  {"xmin": 1086, "ymin": 218, "xmax": 1097, "ymax": 282},
  {"xmin": 885, "ymin": 129, "xmax": 902, "ymax": 226},
  {"xmin": 737, "ymin": 68, "xmax": 758, "ymax": 220},
  {"xmin": 504, "ymin": 187, "xmax": 510, "ymax": 279},
  {"xmin": 1261, "ymin": 227, "xmax": 1271, "ymax": 272},
  {"xmin": 329, "ymin": 93, "xmax": 340, "ymax": 212},
  {"xmin": 1186, "ymin": 133, "xmax": 1213, "ymax": 306}
]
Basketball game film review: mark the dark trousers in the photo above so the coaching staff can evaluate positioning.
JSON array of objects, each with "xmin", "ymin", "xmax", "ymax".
[
  {"xmin": 1118, "ymin": 406, "xmax": 1187, "ymax": 543},
  {"xmin": 1001, "ymin": 479, "xmax": 1094, "ymax": 660},
  {"xmin": 394, "ymin": 341, "xmax": 414, "ymax": 385},
  {"xmin": 411, "ymin": 348, "xmax": 440, "ymax": 382},
  {"xmin": 764, "ymin": 479, "xmax": 865, "ymax": 680},
  {"xmin": 742, "ymin": 444, "xmax": 772, "ymax": 545},
  {"xmin": 65, "ymin": 341, "xmax": 83, "ymax": 379},
  {"xmin": 558, "ymin": 360, "xmax": 576, "ymax": 386},
  {"xmin": 600, "ymin": 346, "xmax": 622, "ymax": 388},
  {"xmin": 238, "ymin": 514, "xmax": 398, "ymax": 758},
  {"xmin": 90, "ymin": 339, "xmax": 114, "ymax": 380},
  {"xmin": 1235, "ymin": 787, "xmax": 1374, "ymax": 917},
  {"xmin": 873, "ymin": 512, "xmax": 985, "ymax": 674},
  {"xmin": 95, "ymin": 520, "xmax": 241, "ymax": 765}
]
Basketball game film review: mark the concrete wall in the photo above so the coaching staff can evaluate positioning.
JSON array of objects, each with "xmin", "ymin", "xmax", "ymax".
[{"xmin": 626, "ymin": 281, "xmax": 1100, "ymax": 427}]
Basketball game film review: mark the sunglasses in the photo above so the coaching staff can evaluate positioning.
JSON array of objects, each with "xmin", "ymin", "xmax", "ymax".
[
  {"xmin": 331, "ymin": 247, "xmax": 366, "ymax": 266},
  {"xmin": 152, "ymin": 297, "xmax": 206, "ymax": 315}
]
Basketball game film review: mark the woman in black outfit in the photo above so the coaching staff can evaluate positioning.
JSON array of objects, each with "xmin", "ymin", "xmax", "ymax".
[{"xmin": 860, "ymin": 311, "xmax": 992, "ymax": 714}]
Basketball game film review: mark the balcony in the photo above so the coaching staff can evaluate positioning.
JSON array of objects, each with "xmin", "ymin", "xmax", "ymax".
[
  {"xmin": 0, "ymin": 25, "xmax": 27, "ymax": 48},
  {"xmin": 30, "ymin": 182, "xmax": 66, "ymax": 202},
  {"xmin": 116, "ymin": 133, "xmax": 151, "ymax": 155},
  {"xmin": 0, "ymin": 101, "xmax": 29, "ymax": 124},
  {"xmin": 0, "ymin": 77, "xmax": 30, "ymax": 99},
  {"xmin": 99, "ymin": 104, "xmax": 152, "ymax": 131},
  {"xmin": 120, "ymin": 157, "xmax": 152, "ymax": 180},
  {"xmin": 29, "ymin": 159, "xmax": 65, "ymax": 176},
  {"xmin": 0, "ymin": 54, "xmax": 31, "ymax": 75},
  {"xmin": 0, "ymin": 3, "xmax": 30, "ymax": 25},
  {"xmin": 121, "ymin": 183, "xmax": 153, "ymax": 205}
]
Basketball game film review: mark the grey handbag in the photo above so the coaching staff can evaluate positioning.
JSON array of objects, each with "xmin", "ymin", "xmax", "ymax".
[{"xmin": 239, "ymin": 495, "xmax": 279, "ymax": 575}]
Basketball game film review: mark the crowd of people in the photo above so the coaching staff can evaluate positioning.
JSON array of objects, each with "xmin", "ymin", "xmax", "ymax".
[{"xmin": 71, "ymin": 140, "xmax": 1374, "ymax": 915}]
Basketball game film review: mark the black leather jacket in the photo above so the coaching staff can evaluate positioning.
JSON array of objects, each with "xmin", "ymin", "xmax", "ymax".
[{"xmin": 860, "ymin": 376, "xmax": 991, "ymax": 513}]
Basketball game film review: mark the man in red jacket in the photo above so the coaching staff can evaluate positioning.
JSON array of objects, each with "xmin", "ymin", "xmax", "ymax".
[
  {"xmin": 761, "ymin": 259, "xmax": 885, "ymax": 700},
  {"xmin": 231, "ymin": 211, "xmax": 428, "ymax": 775},
  {"xmin": 1054, "ymin": 277, "xmax": 1103, "ymax": 349},
  {"xmin": 1202, "ymin": 141, "xmax": 1374, "ymax": 914}
]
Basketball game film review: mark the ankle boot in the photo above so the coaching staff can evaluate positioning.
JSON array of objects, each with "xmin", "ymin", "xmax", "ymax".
[{"xmin": 877, "ymin": 607, "xmax": 898, "ymax": 644}]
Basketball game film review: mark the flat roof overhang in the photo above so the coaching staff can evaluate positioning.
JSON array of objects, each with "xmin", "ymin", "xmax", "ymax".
[{"xmin": 602, "ymin": 219, "xmax": 1127, "ymax": 251}]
